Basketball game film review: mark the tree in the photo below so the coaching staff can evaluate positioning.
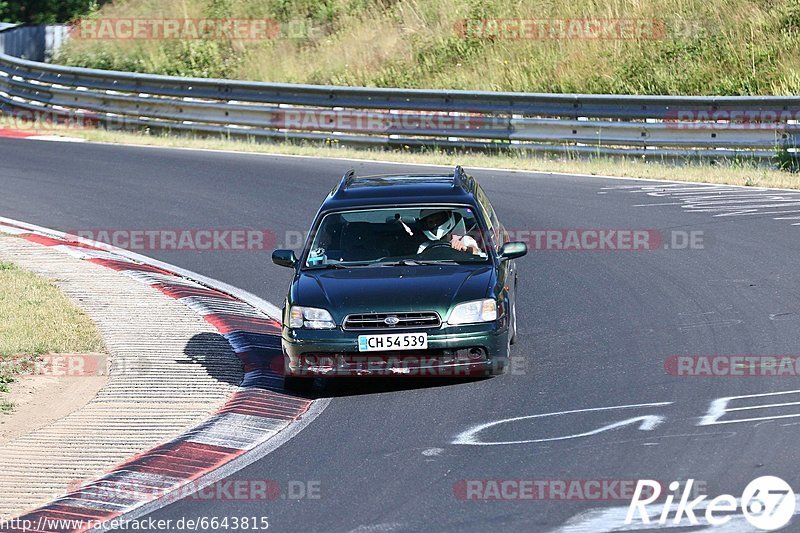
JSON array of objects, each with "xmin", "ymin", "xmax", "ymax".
[{"xmin": 0, "ymin": 0, "xmax": 108, "ymax": 24}]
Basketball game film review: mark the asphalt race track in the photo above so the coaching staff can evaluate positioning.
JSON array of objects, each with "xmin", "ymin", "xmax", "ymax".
[{"xmin": 2, "ymin": 138, "xmax": 800, "ymax": 532}]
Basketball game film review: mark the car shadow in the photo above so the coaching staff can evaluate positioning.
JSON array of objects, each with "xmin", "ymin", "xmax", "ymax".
[
  {"xmin": 312, "ymin": 375, "xmax": 489, "ymax": 397},
  {"xmin": 177, "ymin": 331, "xmax": 244, "ymax": 387},
  {"xmin": 178, "ymin": 332, "xmax": 490, "ymax": 400}
]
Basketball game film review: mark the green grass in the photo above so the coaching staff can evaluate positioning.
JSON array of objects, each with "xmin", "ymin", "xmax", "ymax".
[
  {"xmin": 0, "ymin": 400, "xmax": 13, "ymax": 414},
  {"xmin": 0, "ymin": 369, "xmax": 11, "ymax": 414},
  {"xmin": 0, "ymin": 261, "xmax": 15, "ymax": 399},
  {"xmin": 0, "ymin": 257, "xmax": 105, "ymax": 414},
  {"xmin": 0, "ymin": 259, "xmax": 105, "ymax": 358},
  {"xmin": 54, "ymin": 0, "xmax": 800, "ymax": 96}
]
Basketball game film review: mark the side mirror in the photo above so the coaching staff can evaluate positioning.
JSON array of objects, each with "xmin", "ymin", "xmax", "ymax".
[
  {"xmin": 499, "ymin": 242, "xmax": 527, "ymax": 261},
  {"xmin": 272, "ymin": 249, "xmax": 298, "ymax": 268}
]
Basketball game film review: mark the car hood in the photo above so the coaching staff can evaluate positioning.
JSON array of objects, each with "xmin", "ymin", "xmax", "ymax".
[{"xmin": 293, "ymin": 264, "xmax": 494, "ymax": 321}]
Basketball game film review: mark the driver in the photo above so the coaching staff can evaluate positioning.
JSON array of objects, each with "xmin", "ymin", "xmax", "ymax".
[{"xmin": 417, "ymin": 209, "xmax": 482, "ymax": 254}]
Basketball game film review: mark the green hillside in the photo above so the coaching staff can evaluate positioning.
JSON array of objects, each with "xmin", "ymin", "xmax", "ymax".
[{"xmin": 52, "ymin": 0, "xmax": 800, "ymax": 95}]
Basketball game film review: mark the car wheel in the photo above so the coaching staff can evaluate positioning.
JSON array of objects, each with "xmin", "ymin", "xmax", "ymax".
[{"xmin": 284, "ymin": 375, "xmax": 315, "ymax": 393}]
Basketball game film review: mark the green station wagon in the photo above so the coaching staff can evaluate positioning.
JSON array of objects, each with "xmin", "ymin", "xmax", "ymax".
[{"xmin": 272, "ymin": 166, "xmax": 527, "ymax": 389}]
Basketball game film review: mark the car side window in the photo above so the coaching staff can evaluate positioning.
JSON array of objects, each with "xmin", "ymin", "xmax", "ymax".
[{"xmin": 475, "ymin": 184, "xmax": 502, "ymax": 250}]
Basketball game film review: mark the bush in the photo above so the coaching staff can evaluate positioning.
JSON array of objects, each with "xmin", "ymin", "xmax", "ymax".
[{"xmin": 0, "ymin": 0, "xmax": 105, "ymax": 24}]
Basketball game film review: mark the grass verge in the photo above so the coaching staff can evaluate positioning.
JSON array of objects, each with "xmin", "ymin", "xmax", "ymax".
[
  {"xmin": 51, "ymin": 127, "xmax": 800, "ymax": 190},
  {"xmin": 0, "ymin": 258, "xmax": 105, "ymax": 413}
]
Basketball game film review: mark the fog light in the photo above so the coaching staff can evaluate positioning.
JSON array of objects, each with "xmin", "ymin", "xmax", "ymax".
[
  {"xmin": 469, "ymin": 348, "xmax": 485, "ymax": 360},
  {"xmin": 454, "ymin": 347, "xmax": 486, "ymax": 362}
]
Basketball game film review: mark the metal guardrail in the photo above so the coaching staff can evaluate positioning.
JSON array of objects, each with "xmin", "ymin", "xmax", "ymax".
[
  {"xmin": 1, "ymin": 51, "xmax": 799, "ymax": 160},
  {"xmin": 0, "ymin": 25, "xmax": 69, "ymax": 62}
]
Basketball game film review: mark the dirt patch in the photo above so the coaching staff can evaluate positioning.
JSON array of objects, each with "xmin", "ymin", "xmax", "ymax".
[{"xmin": 0, "ymin": 352, "xmax": 107, "ymax": 445}]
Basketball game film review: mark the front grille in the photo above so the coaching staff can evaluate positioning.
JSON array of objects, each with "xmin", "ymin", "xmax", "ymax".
[{"xmin": 343, "ymin": 311, "xmax": 441, "ymax": 330}]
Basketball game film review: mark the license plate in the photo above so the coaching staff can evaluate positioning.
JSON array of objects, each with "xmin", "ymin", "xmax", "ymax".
[{"xmin": 358, "ymin": 333, "xmax": 427, "ymax": 352}]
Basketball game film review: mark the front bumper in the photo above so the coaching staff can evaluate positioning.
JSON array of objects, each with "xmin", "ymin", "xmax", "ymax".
[{"xmin": 283, "ymin": 322, "xmax": 509, "ymax": 377}]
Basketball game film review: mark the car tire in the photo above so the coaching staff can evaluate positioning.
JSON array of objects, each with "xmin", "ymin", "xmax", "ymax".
[{"xmin": 284, "ymin": 375, "xmax": 315, "ymax": 392}]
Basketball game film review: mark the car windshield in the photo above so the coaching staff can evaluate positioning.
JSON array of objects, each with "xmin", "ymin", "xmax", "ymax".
[{"xmin": 303, "ymin": 206, "xmax": 490, "ymax": 267}]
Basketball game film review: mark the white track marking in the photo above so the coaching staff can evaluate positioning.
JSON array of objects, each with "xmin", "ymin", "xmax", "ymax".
[
  {"xmin": 0, "ymin": 223, "xmax": 29, "ymax": 235},
  {"xmin": 27, "ymin": 135, "xmax": 86, "ymax": 142},
  {"xmin": 452, "ymin": 403, "xmax": 671, "ymax": 446},
  {"xmin": 179, "ymin": 295, "xmax": 270, "ymax": 318},
  {"xmin": 54, "ymin": 244, "xmax": 133, "ymax": 261},
  {"xmin": 698, "ymin": 389, "xmax": 800, "ymax": 426},
  {"xmin": 122, "ymin": 270, "xmax": 203, "ymax": 287},
  {"xmin": 603, "ymin": 183, "xmax": 800, "ymax": 227},
  {"xmin": 422, "ymin": 448, "xmax": 443, "ymax": 456},
  {"xmin": 726, "ymin": 400, "xmax": 800, "ymax": 412}
]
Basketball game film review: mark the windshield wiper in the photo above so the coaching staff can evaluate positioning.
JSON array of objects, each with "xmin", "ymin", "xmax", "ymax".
[
  {"xmin": 304, "ymin": 263, "xmax": 346, "ymax": 270},
  {"xmin": 378, "ymin": 259, "xmax": 459, "ymax": 266},
  {"xmin": 304, "ymin": 262, "xmax": 372, "ymax": 270}
]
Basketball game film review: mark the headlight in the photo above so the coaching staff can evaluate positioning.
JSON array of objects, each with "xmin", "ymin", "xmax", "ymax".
[
  {"xmin": 448, "ymin": 299, "xmax": 497, "ymax": 325},
  {"xmin": 289, "ymin": 306, "xmax": 336, "ymax": 329}
]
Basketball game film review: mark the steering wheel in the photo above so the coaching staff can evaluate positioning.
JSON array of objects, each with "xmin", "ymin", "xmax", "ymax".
[{"xmin": 418, "ymin": 241, "xmax": 452, "ymax": 253}]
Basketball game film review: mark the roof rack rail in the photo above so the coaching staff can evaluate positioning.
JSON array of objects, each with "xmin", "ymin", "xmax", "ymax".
[
  {"xmin": 336, "ymin": 169, "xmax": 356, "ymax": 195},
  {"xmin": 452, "ymin": 165, "xmax": 464, "ymax": 189},
  {"xmin": 335, "ymin": 167, "xmax": 468, "ymax": 195}
]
